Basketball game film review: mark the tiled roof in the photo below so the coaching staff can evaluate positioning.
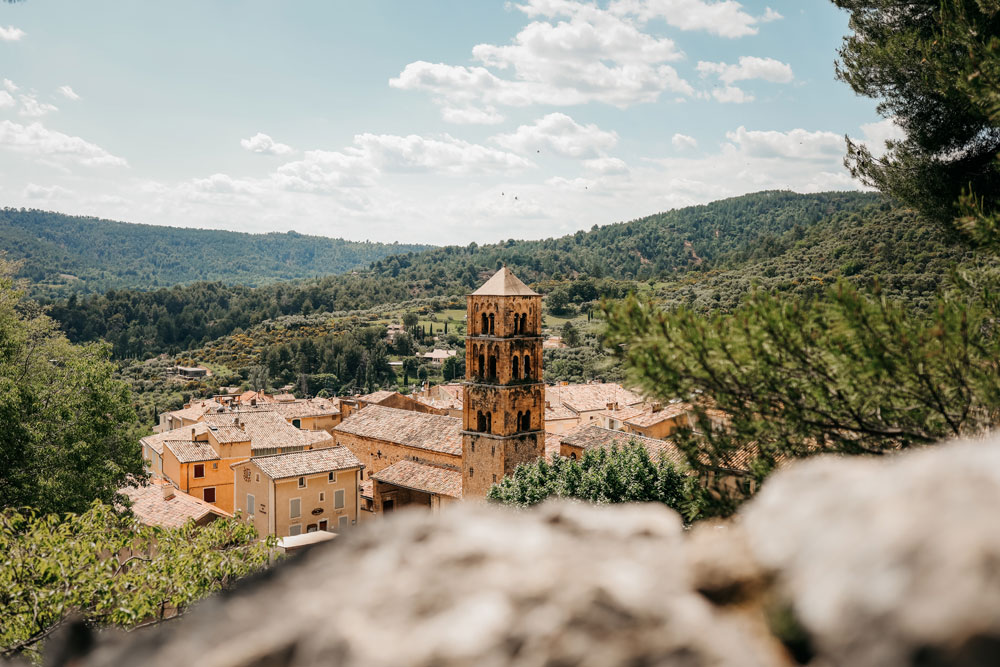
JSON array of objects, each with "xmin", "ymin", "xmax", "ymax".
[
  {"xmin": 302, "ymin": 430, "xmax": 334, "ymax": 446},
  {"xmin": 434, "ymin": 384, "xmax": 464, "ymax": 401},
  {"xmin": 164, "ymin": 440, "xmax": 220, "ymax": 463},
  {"xmin": 559, "ymin": 425, "xmax": 686, "ymax": 467},
  {"xmin": 334, "ymin": 405, "xmax": 463, "ymax": 456},
  {"xmin": 141, "ymin": 424, "xmax": 210, "ymax": 456},
  {"xmin": 359, "ymin": 480, "xmax": 374, "ymax": 499},
  {"xmin": 121, "ymin": 480, "xmax": 230, "ymax": 529},
  {"xmin": 422, "ymin": 349, "xmax": 457, "ymax": 360},
  {"xmin": 625, "ymin": 403, "xmax": 690, "ymax": 428},
  {"xmin": 203, "ymin": 410, "xmax": 314, "ymax": 451},
  {"xmin": 414, "ymin": 395, "xmax": 461, "ymax": 412},
  {"xmin": 268, "ymin": 398, "xmax": 341, "ymax": 419},
  {"xmin": 168, "ymin": 399, "xmax": 224, "ymax": 423},
  {"xmin": 599, "ymin": 405, "xmax": 649, "ymax": 423},
  {"xmin": 545, "ymin": 403, "xmax": 579, "ymax": 421},
  {"xmin": 544, "ymin": 432, "xmax": 562, "ymax": 462},
  {"xmin": 357, "ymin": 390, "xmax": 397, "ymax": 404},
  {"xmin": 250, "ymin": 446, "xmax": 362, "ymax": 480},
  {"xmin": 471, "ymin": 266, "xmax": 539, "ymax": 296},
  {"xmin": 372, "ymin": 460, "xmax": 462, "ymax": 498},
  {"xmin": 546, "ymin": 383, "xmax": 645, "ymax": 414}
]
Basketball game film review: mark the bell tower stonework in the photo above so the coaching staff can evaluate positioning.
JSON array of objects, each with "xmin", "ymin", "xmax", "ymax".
[{"xmin": 462, "ymin": 267, "xmax": 545, "ymax": 498}]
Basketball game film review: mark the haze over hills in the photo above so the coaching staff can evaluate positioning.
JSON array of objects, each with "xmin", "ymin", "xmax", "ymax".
[
  {"xmin": 45, "ymin": 190, "xmax": 974, "ymax": 359},
  {"xmin": 0, "ymin": 208, "xmax": 433, "ymax": 296}
]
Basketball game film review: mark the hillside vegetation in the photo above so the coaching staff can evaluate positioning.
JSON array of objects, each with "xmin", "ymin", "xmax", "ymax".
[
  {"xmin": 46, "ymin": 191, "xmax": 973, "ymax": 359},
  {"xmin": 0, "ymin": 208, "xmax": 430, "ymax": 296}
]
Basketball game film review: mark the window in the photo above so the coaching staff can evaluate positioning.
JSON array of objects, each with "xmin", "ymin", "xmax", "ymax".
[
  {"xmin": 318, "ymin": 519, "xmax": 328, "ymax": 531},
  {"xmin": 328, "ymin": 471, "xmax": 336, "ymax": 483},
  {"xmin": 512, "ymin": 356, "xmax": 519, "ymax": 378},
  {"xmin": 289, "ymin": 524, "xmax": 301, "ymax": 537},
  {"xmin": 469, "ymin": 467, "xmax": 474, "ymax": 478},
  {"xmin": 339, "ymin": 516, "xmax": 349, "ymax": 530},
  {"xmin": 203, "ymin": 487, "xmax": 216, "ymax": 503},
  {"xmin": 292, "ymin": 419, "xmax": 301, "ymax": 429},
  {"xmin": 247, "ymin": 494, "xmax": 255, "ymax": 516},
  {"xmin": 493, "ymin": 474, "xmax": 498, "ymax": 483},
  {"xmin": 319, "ymin": 492, "xmax": 325, "ymax": 502},
  {"xmin": 193, "ymin": 464, "xmax": 205, "ymax": 479},
  {"xmin": 334, "ymin": 489, "xmax": 345, "ymax": 510},
  {"xmin": 212, "ymin": 462, "xmax": 218, "ymax": 470},
  {"xmin": 298, "ymin": 476, "xmax": 306, "ymax": 488},
  {"xmin": 255, "ymin": 473, "xmax": 260, "ymax": 483},
  {"xmin": 289, "ymin": 498, "xmax": 301, "ymax": 519}
]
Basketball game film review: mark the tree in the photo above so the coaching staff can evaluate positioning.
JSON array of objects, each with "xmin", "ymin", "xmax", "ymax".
[
  {"xmin": 834, "ymin": 0, "xmax": 1000, "ymax": 228},
  {"xmin": 247, "ymin": 364, "xmax": 269, "ymax": 392},
  {"xmin": 402, "ymin": 357, "xmax": 419, "ymax": 386},
  {"xmin": 0, "ymin": 503, "xmax": 274, "ymax": 663},
  {"xmin": 562, "ymin": 321, "xmax": 581, "ymax": 347},
  {"xmin": 402, "ymin": 312, "xmax": 419, "ymax": 334},
  {"xmin": 0, "ymin": 262, "xmax": 145, "ymax": 515},
  {"xmin": 442, "ymin": 355, "xmax": 462, "ymax": 382},
  {"xmin": 604, "ymin": 274, "xmax": 1000, "ymax": 516},
  {"xmin": 487, "ymin": 443, "xmax": 696, "ymax": 518}
]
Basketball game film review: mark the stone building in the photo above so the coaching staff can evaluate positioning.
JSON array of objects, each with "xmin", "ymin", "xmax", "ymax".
[{"xmin": 462, "ymin": 267, "xmax": 546, "ymax": 498}]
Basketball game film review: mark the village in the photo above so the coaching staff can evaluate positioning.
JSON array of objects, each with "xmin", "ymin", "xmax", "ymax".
[{"xmin": 126, "ymin": 267, "xmax": 746, "ymax": 550}]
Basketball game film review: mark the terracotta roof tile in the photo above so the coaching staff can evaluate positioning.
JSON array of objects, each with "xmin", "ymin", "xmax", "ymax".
[
  {"xmin": 334, "ymin": 405, "xmax": 462, "ymax": 456},
  {"xmin": 203, "ymin": 410, "xmax": 314, "ymax": 452},
  {"xmin": 624, "ymin": 403, "xmax": 692, "ymax": 428},
  {"xmin": 559, "ymin": 425, "xmax": 687, "ymax": 467},
  {"xmin": 546, "ymin": 383, "xmax": 645, "ymax": 414},
  {"xmin": 249, "ymin": 446, "xmax": 362, "ymax": 480},
  {"xmin": 268, "ymin": 398, "xmax": 341, "ymax": 419},
  {"xmin": 164, "ymin": 440, "xmax": 220, "ymax": 463},
  {"xmin": 372, "ymin": 460, "xmax": 462, "ymax": 498},
  {"xmin": 357, "ymin": 390, "xmax": 397, "ymax": 404},
  {"xmin": 471, "ymin": 266, "xmax": 539, "ymax": 296},
  {"xmin": 141, "ymin": 424, "xmax": 210, "ymax": 456},
  {"xmin": 359, "ymin": 480, "xmax": 374, "ymax": 499},
  {"xmin": 167, "ymin": 399, "xmax": 224, "ymax": 423},
  {"xmin": 121, "ymin": 480, "xmax": 230, "ymax": 529}
]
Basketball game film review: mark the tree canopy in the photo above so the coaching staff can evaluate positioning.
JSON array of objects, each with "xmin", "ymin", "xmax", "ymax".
[{"xmin": 0, "ymin": 262, "xmax": 145, "ymax": 515}]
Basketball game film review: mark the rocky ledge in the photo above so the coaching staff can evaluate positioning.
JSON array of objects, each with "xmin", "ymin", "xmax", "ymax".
[{"xmin": 68, "ymin": 436, "xmax": 1000, "ymax": 666}]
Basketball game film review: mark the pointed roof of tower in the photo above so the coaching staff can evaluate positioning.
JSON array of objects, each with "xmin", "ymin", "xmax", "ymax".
[{"xmin": 471, "ymin": 266, "xmax": 539, "ymax": 296}]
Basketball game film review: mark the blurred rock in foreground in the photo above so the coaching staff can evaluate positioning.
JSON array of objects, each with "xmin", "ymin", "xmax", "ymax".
[{"xmin": 72, "ymin": 436, "xmax": 1000, "ymax": 667}]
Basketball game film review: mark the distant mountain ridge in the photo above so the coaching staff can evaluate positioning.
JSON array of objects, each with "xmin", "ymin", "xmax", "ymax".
[{"xmin": 0, "ymin": 208, "xmax": 432, "ymax": 296}]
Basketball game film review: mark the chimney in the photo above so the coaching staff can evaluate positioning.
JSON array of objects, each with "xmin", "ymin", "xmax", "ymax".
[
  {"xmin": 651, "ymin": 402, "xmax": 663, "ymax": 413},
  {"xmin": 545, "ymin": 400, "xmax": 551, "ymax": 409},
  {"xmin": 606, "ymin": 401, "xmax": 619, "ymax": 411},
  {"xmin": 559, "ymin": 380, "xmax": 569, "ymax": 387},
  {"xmin": 250, "ymin": 398, "xmax": 257, "ymax": 407},
  {"xmin": 161, "ymin": 484, "xmax": 175, "ymax": 500},
  {"xmin": 191, "ymin": 427, "xmax": 196, "ymax": 439}
]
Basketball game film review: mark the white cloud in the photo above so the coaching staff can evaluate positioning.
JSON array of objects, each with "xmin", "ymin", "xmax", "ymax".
[
  {"xmin": 608, "ymin": 0, "xmax": 778, "ymax": 38},
  {"xmin": 391, "ymin": 1, "xmax": 693, "ymax": 116},
  {"xmin": 672, "ymin": 133, "xmax": 698, "ymax": 150},
  {"xmin": 697, "ymin": 56, "xmax": 794, "ymax": 84},
  {"xmin": 725, "ymin": 126, "xmax": 844, "ymax": 160},
  {"xmin": 441, "ymin": 106, "xmax": 505, "ymax": 125},
  {"xmin": 711, "ymin": 86, "xmax": 753, "ymax": 103},
  {"xmin": 19, "ymin": 94, "xmax": 58, "ymax": 117},
  {"xmin": 0, "ymin": 120, "xmax": 128, "ymax": 167},
  {"xmin": 57, "ymin": 85, "xmax": 81, "ymax": 101},
  {"xmin": 354, "ymin": 133, "xmax": 535, "ymax": 174},
  {"xmin": 858, "ymin": 118, "xmax": 905, "ymax": 157},
  {"xmin": 582, "ymin": 156, "xmax": 629, "ymax": 174},
  {"xmin": 240, "ymin": 132, "xmax": 294, "ymax": 155},
  {"xmin": 3, "ymin": 79, "xmax": 18, "ymax": 93},
  {"xmin": 492, "ymin": 113, "xmax": 618, "ymax": 159},
  {"xmin": 0, "ymin": 25, "xmax": 25, "ymax": 41},
  {"xmin": 273, "ymin": 149, "xmax": 378, "ymax": 193},
  {"xmin": 23, "ymin": 183, "xmax": 74, "ymax": 200},
  {"xmin": 0, "ymin": 91, "xmax": 13, "ymax": 108}
]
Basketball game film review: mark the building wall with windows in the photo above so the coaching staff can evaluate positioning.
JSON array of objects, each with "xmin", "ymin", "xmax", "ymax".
[{"xmin": 232, "ymin": 460, "xmax": 361, "ymax": 538}]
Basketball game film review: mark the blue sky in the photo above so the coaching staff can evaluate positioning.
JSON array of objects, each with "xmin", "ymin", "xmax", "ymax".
[{"xmin": 0, "ymin": 0, "xmax": 898, "ymax": 245}]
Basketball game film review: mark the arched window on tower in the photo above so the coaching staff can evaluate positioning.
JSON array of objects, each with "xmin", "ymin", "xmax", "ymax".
[
  {"xmin": 477, "ymin": 411, "xmax": 486, "ymax": 432},
  {"xmin": 486, "ymin": 411, "xmax": 493, "ymax": 433},
  {"xmin": 481, "ymin": 313, "xmax": 488, "ymax": 335},
  {"xmin": 523, "ymin": 355, "xmax": 531, "ymax": 379},
  {"xmin": 512, "ymin": 356, "xmax": 519, "ymax": 379},
  {"xmin": 520, "ymin": 313, "xmax": 527, "ymax": 334},
  {"xmin": 478, "ymin": 354, "xmax": 485, "ymax": 378},
  {"xmin": 489, "ymin": 354, "xmax": 497, "ymax": 379},
  {"xmin": 488, "ymin": 313, "xmax": 495, "ymax": 335},
  {"xmin": 516, "ymin": 411, "xmax": 523, "ymax": 431},
  {"xmin": 522, "ymin": 410, "xmax": 531, "ymax": 431}
]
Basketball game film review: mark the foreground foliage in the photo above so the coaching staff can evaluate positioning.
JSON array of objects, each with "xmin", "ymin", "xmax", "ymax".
[
  {"xmin": 606, "ymin": 272, "xmax": 1000, "ymax": 516},
  {"xmin": 0, "ymin": 262, "xmax": 145, "ymax": 515},
  {"xmin": 487, "ymin": 443, "xmax": 697, "ymax": 518},
  {"xmin": 0, "ymin": 503, "xmax": 274, "ymax": 663}
]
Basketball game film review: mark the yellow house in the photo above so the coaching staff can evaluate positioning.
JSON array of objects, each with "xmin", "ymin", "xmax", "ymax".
[
  {"xmin": 161, "ymin": 438, "xmax": 235, "ymax": 513},
  {"xmin": 232, "ymin": 446, "xmax": 363, "ymax": 538},
  {"xmin": 268, "ymin": 398, "xmax": 343, "ymax": 433}
]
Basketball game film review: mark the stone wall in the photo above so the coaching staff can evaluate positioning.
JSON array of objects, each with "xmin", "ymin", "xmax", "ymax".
[{"xmin": 53, "ymin": 435, "xmax": 1000, "ymax": 667}]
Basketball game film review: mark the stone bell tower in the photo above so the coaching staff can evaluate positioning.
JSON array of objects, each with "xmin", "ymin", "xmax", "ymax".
[{"xmin": 462, "ymin": 266, "xmax": 545, "ymax": 498}]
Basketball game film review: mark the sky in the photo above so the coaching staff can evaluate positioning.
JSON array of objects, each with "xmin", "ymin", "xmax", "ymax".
[{"xmin": 0, "ymin": 0, "xmax": 900, "ymax": 246}]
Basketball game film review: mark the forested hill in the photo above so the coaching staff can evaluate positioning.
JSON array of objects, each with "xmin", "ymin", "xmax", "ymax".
[
  {"xmin": 0, "ymin": 208, "xmax": 431, "ymax": 296},
  {"xmin": 47, "ymin": 190, "xmax": 974, "ymax": 358}
]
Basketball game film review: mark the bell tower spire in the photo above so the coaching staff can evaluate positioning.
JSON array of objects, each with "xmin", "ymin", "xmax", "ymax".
[{"xmin": 461, "ymin": 267, "xmax": 545, "ymax": 497}]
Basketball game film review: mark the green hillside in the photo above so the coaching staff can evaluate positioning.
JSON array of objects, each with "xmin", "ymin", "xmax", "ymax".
[
  {"xmin": 45, "ymin": 191, "xmax": 974, "ymax": 359},
  {"xmin": 0, "ymin": 208, "xmax": 431, "ymax": 296}
]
